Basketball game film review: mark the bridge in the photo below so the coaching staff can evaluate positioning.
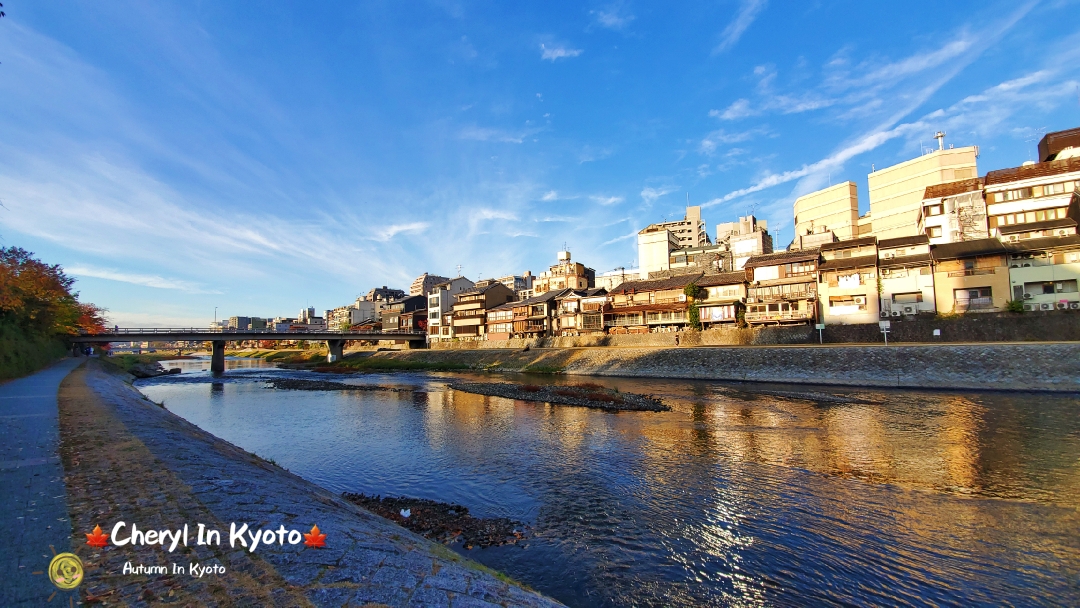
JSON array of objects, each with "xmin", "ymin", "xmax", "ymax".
[{"xmin": 69, "ymin": 328, "xmax": 427, "ymax": 373}]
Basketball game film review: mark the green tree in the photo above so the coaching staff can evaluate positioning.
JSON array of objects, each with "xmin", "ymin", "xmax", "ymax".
[{"xmin": 684, "ymin": 283, "xmax": 704, "ymax": 331}]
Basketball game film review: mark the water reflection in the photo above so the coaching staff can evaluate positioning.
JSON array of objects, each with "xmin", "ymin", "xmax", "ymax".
[{"xmin": 136, "ymin": 368, "xmax": 1080, "ymax": 607}]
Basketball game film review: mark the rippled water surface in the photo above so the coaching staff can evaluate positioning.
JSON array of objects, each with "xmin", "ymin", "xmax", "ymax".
[{"xmin": 138, "ymin": 358, "xmax": 1080, "ymax": 607}]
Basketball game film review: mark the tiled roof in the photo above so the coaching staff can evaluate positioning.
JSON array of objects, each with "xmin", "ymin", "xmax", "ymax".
[
  {"xmin": 819, "ymin": 236, "xmax": 877, "ymax": 251},
  {"xmin": 513, "ymin": 289, "xmax": 569, "ymax": 306},
  {"xmin": 878, "ymin": 253, "xmax": 932, "ymax": 268},
  {"xmin": 697, "ymin": 271, "xmax": 747, "ymax": 287},
  {"xmin": 818, "ymin": 254, "xmax": 879, "ymax": 271},
  {"xmin": 608, "ymin": 273, "xmax": 704, "ymax": 295},
  {"xmin": 607, "ymin": 302, "xmax": 686, "ymax": 314},
  {"xmin": 931, "ymin": 238, "xmax": 1006, "ymax": 260},
  {"xmin": 744, "ymin": 249, "xmax": 819, "ymax": 268},
  {"xmin": 457, "ymin": 282, "xmax": 509, "ymax": 297},
  {"xmin": 996, "ymin": 218, "xmax": 1077, "ymax": 235},
  {"xmin": 984, "ymin": 157, "xmax": 1080, "ymax": 186},
  {"xmin": 487, "ymin": 302, "xmax": 516, "ymax": 311},
  {"xmin": 1004, "ymin": 234, "xmax": 1080, "ymax": 252},
  {"xmin": 877, "ymin": 235, "xmax": 930, "ymax": 249},
  {"xmin": 923, "ymin": 178, "xmax": 983, "ymax": 199}
]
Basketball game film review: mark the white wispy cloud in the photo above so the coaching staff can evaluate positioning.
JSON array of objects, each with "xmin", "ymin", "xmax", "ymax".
[
  {"xmin": 373, "ymin": 222, "xmax": 429, "ymax": 242},
  {"xmin": 602, "ymin": 231, "xmax": 638, "ymax": 246},
  {"xmin": 699, "ymin": 127, "xmax": 767, "ymax": 155},
  {"xmin": 541, "ymin": 190, "xmax": 560, "ymax": 201},
  {"xmin": 591, "ymin": 195, "xmax": 624, "ymax": 205},
  {"xmin": 67, "ymin": 265, "xmax": 216, "ymax": 293},
  {"xmin": 591, "ymin": 5, "xmax": 634, "ymax": 30},
  {"xmin": 640, "ymin": 186, "xmax": 678, "ymax": 203},
  {"xmin": 713, "ymin": 0, "xmax": 768, "ymax": 54},
  {"xmin": 540, "ymin": 44, "xmax": 583, "ymax": 61},
  {"xmin": 459, "ymin": 125, "xmax": 544, "ymax": 143}
]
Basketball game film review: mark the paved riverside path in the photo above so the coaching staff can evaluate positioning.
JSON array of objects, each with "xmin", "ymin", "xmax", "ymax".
[
  {"xmin": 0, "ymin": 357, "xmax": 84, "ymax": 606},
  {"xmin": 57, "ymin": 360, "xmax": 561, "ymax": 607}
]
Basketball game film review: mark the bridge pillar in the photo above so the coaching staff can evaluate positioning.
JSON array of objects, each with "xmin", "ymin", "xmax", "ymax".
[
  {"xmin": 326, "ymin": 339, "xmax": 344, "ymax": 363},
  {"xmin": 211, "ymin": 341, "xmax": 226, "ymax": 374}
]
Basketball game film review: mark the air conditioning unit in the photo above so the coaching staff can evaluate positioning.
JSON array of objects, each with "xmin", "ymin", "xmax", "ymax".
[
  {"xmin": 1022, "ymin": 263, "xmax": 1031, "ymax": 267},
  {"xmin": 1059, "ymin": 230, "xmax": 1068, "ymax": 236},
  {"xmin": 1023, "ymin": 293, "xmax": 1032, "ymax": 299},
  {"xmin": 1070, "ymin": 302, "xmax": 1080, "ymax": 310},
  {"xmin": 1011, "ymin": 264, "xmax": 1020, "ymax": 268},
  {"xmin": 853, "ymin": 296, "xmax": 866, "ymax": 305},
  {"xmin": 881, "ymin": 268, "xmax": 892, "ymax": 276},
  {"xmin": 891, "ymin": 311, "xmax": 901, "ymax": 317},
  {"xmin": 1058, "ymin": 302, "xmax": 1068, "ymax": 310},
  {"xmin": 1040, "ymin": 303, "xmax": 1053, "ymax": 311},
  {"xmin": 746, "ymin": 297, "xmax": 756, "ymax": 303},
  {"xmin": 902, "ymin": 305, "xmax": 917, "ymax": 315},
  {"xmin": 882, "ymin": 253, "xmax": 895, "ymax": 259},
  {"xmin": 1009, "ymin": 235, "xmax": 1019, "ymax": 242},
  {"xmin": 880, "ymin": 311, "xmax": 890, "ymax": 318},
  {"xmin": 1023, "ymin": 304, "xmax": 1034, "ymax": 311}
]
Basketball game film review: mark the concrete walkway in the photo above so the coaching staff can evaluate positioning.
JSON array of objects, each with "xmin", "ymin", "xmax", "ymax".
[
  {"xmin": 59, "ymin": 361, "xmax": 561, "ymax": 607},
  {"xmin": 0, "ymin": 357, "xmax": 84, "ymax": 606}
]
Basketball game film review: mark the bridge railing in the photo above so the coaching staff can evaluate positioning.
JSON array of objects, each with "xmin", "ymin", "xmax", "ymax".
[{"xmin": 80, "ymin": 328, "xmax": 427, "ymax": 336}]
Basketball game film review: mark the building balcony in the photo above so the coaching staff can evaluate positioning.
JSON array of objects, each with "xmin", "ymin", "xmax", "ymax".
[
  {"xmin": 745, "ymin": 311, "xmax": 813, "ymax": 322},
  {"xmin": 954, "ymin": 297, "xmax": 995, "ymax": 311},
  {"xmin": 947, "ymin": 268, "xmax": 996, "ymax": 278}
]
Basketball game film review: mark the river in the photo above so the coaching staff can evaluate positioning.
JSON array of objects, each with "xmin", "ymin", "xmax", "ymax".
[{"xmin": 136, "ymin": 358, "xmax": 1080, "ymax": 607}]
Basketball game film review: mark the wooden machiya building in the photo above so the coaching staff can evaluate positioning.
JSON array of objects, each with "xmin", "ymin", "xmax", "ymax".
[
  {"xmin": 743, "ymin": 249, "xmax": 820, "ymax": 325},
  {"xmin": 511, "ymin": 289, "xmax": 565, "ymax": 338},
  {"xmin": 451, "ymin": 282, "xmax": 516, "ymax": 341},
  {"xmin": 694, "ymin": 271, "xmax": 749, "ymax": 327},
  {"xmin": 605, "ymin": 273, "xmax": 702, "ymax": 333},
  {"xmin": 554, "ymin": 288, "xmax": 609, "ymax": 336}
]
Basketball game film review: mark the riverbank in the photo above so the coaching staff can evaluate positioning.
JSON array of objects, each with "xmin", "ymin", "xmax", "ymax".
[
  {"xmin": 338, "ymin": 343, "xmax": 1080, "ymax": 392},
  {"xmin": 57, "ymin": 360, "xmax": 561, "ymax": 606}
]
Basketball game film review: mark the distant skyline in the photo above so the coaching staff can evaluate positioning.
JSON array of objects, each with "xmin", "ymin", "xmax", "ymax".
[{"xmin": 2, "ymin": 1, "xmax": 1079, "ymax": 326}]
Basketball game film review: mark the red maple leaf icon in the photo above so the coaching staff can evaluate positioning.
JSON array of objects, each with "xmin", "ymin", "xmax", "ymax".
[
  {"xmin": 303, "ymin": 525, "xmax": 326, "ymax": 548},
  {"xmin": 86, "ymin": 525, "xmax": 109, "ymax": 548}
]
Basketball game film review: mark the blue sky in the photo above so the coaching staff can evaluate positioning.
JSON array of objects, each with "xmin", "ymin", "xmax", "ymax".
[{"xmin": 1, "ymin": 1, "xmax": 1079, "ymax": 326}]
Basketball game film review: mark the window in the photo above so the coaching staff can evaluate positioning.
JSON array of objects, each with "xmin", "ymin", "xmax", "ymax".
[
  {"xmin": 925, "ymin": 226, "xmax": 942, "ymax": 238},
  {"xmin": 1057, "ymin": 280, "xmax": 1079, "ymax": 293},
  {"xmin": 1001, "ymin": 188, "xmax": 1033, "ymax": 202},
  {"xmin": 892, "ymin": 292, "xmax": 923, "ymax": 303},
  {"xmin": 924, "ymin": 204, "xmax": 944, "ymax": 216},
  {"xmin": 1041, "ymin": 182, "xmax": 1067, "ymax": 196}
]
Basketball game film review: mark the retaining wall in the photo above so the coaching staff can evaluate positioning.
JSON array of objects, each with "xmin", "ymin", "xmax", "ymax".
[{"xmin": 372, "ymin": 343, "xmax": 1080, "ymax": 392}]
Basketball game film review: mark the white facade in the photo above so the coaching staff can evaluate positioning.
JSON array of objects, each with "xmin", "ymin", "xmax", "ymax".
[
  {"xmin": 877, "ymin": 236, "xmax": 936, "ymax": 317},
  {"xmin": 426, "ymin": 277, "xmax": 476, "ymax": 341},
  {"xmin": 636, "ymin": 229, "xmax": 680, "ymax": 279}
]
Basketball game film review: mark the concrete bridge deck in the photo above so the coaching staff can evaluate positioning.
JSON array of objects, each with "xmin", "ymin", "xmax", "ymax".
[{"xmin": 70, "ymin": 329, "xmax": 427, "ymax": 372}]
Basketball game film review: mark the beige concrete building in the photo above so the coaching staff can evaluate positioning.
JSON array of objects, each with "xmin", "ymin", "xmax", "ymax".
[
  {"xmin": 867, "ymin": 146, "xmax": 979, "ymax": 240},
  {"xmin": 716, "ymin": 215, "xmax": 773, "ymax": 269},
  {"xmin": 794, "ymin": 181, "xmax": 860, "ymax": 243},
  {"xmin": 637, "ymin": 228, "xmax": 681, "ymax": 279},
  {"xmin": 817, "ymin": 237, "xmax": 880, "ymax": 325},
  {"xmin": 641, "ymin": 206, "xmax": 709, "ymax": 249},
  {"xmin": 533, "ymin": 251, "xmax": 594, "ymax": 294},
  {"xmin": 877, "ymin": 235, "xmax": 936, "ymax": 317},
  {"xmin": 1006, "ymin": 235, "xmax": 1080, "ymax": 311},
  {"xmin": 931, "ymin": 238, "xmax": 1010, "ymax": 314}
]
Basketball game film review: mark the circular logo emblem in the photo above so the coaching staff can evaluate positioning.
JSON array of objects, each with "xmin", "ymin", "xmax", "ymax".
[{"xmin": 48, "ymin": 553, "xmax": 84, "ymax": 590}]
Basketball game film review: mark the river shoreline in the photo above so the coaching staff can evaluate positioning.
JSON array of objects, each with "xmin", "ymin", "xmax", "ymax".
[
  {"xmin": 58, "ymin": 360, "xmax": 562, "ymax": 607},
  {"xmin": 318, "ymin": 342, "xmax": 1080, "ymax": 393}
]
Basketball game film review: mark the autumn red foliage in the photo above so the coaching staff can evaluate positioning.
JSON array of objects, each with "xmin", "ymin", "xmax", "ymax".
[{"xmin": 0, "ymin": 247, "xmax": 106, "ymax": 336}]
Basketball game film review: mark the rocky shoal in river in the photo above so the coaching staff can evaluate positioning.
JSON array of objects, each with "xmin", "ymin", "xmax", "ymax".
[
  {"xmin": 448, "ymin": 382, "xmax": 670, "ymax": 412},
  {"xmin": 267, "ymin": 377, "xmax": 414, "ymax": 392}
]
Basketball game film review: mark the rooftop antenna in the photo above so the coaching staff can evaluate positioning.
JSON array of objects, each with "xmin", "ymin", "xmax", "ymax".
[
  {"xmin": 934, "ymin": 131, "xmax": 946, "ymax": 151},
  {"xmin": 686, "ymin": 192, "xmax": 690, "ymax": 207},
  {"xmin": 456, "ymin": 264, "xmax": 463, "ymax": 277}
]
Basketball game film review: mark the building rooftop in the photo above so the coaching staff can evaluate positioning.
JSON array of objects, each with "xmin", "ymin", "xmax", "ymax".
[
  {"xmin": 878, "ymin": 253, "xmax": 933, "ymax": 268},
  {"xmin": 984, "ymin": 156, "xmax": 1080, "ymax": 186},
  {"xmin": 931, "ymin": 238, "xmax": 1007, "ymax": 260},
  {"xmin": 819, "ymin": 236, "xmax": 877, "ymax": 251},
  {"xmin": 697, "ymin": 271, "xmax": 748, "ymax": 287},
  {"xmin": 1039, "ymin": 127, "xmax": 1080, "ymax": 162},
  {"xmin": 996, "ymin": 218, "xmax": 1077, "ymax": 235},
  {"xmin": 608, "ymin": 273, "xmax": 704, "ymax": 295},
  {"xmin": 1004, "ymin": 234, "xmax": 1080, "ymax": 253},
  {"xmin": 744, "ymin": 249, "xmax": 819, "ymax": 268},
  {"xmin": 877, "ymin": 235, "xmax": 930, "ymax": 249},
  {"xmin": 819, "ymin": 254, "xmax": 879, "ymax": 271},
  {"xmin": 924, "ymin": 178, "xmax": 984, "ymax": 199}
]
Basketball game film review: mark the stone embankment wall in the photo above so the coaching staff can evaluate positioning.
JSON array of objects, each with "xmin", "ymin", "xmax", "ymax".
[
  {"xmin": 373, "ymin": 343, "xmax": 1080, "ymax": 392},
  {"xmin": 429, "ymin": 311, "xmax": 1080, "ymax": 350}
]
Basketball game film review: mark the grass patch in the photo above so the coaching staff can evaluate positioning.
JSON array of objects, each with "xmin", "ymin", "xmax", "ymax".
[
  {"xmin": 329, "ymin": 357, "xmax": 470, "ymax": 372},
  {"xmin": 520, "ymin": 364, "xmax": 564, "ymax": 374},
  {"xmin": 0, "ymin": 324, "xmax": 67, "ymax": 381},
  {"xmin": 99, "ymin": 353, "xmax": 184, "ymax": 375}
]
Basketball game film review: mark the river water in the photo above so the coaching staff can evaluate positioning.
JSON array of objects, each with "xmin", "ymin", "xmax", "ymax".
[{"xmin": 136, "ymin": 358, "xmax": 1080, "ymax": 607}]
